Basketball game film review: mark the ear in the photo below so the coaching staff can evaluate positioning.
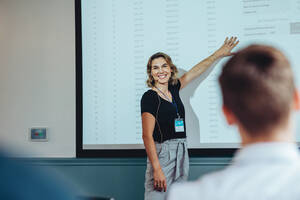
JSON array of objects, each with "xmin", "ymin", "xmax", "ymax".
[
  {"xmin": 293, "ymin": 89, "xmax": 300, "ymax": 111},
  {"xmin": 222, "ymin": 105, "xmax": 237, "ymax": 125}
]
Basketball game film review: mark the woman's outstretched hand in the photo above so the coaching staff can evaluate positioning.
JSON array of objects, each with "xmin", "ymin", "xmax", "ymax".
[{"xmin": 214, "ymin": 36, "xmax": 239, "ymax": 58}]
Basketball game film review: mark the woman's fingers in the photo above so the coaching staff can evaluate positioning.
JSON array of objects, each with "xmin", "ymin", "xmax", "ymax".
[
  {"xmin": 232, "ymin": 37, "xmax": 238, "ymax": 46},
  {"xmin": 154, "ymin": 180, "xmax": 160, "ymax": 188},
  {"xmin": 159, "ymin": 180, "xmax": 164, "ymax": 190},
  {"xmin": 233, "ymin": 39, "xmax": 239, "ymax": 48},
  {"xmin": 225, "ymin": 36, "xmax": 239, "ymax": 47},
  {"xmin": 229, "ymin": 37, "xmax": 235, "ymax": 45},
  {"xmin": 154, "ymin": 179, "xmax": 167, "ymax": 192},
  {"xmin": 226, "ymin": 36, "xmax": 232, "ymax": 45},
  {"xmin": 154, "ymin": 181, "xmax": 157, "ymax": 188},
  {"xmin": 154, "ymin": 180, "xmax": 158, "ymax": 188},
  {"xmin": 224, "ymin": 37, "xmax": 228, "ymax": 44},
  {"xmin": 163, "ymin": 180, "xmax": 167, "ymax": 192},
  {"xmin": 229, "ymin": 36, "xmax": 234, "ymax": 45},
  {"xmin": 229, "ymin": 37, "xmax": 234, "ymax": 45},
  {"xmin": 156, "ymin": 180, "xmax": 162, "ymax": 191}
]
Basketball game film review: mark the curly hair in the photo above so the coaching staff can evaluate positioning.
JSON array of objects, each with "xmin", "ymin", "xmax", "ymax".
[{"xmin": 146, "ymin": 52, "xmax": 178, "ymax": 87}]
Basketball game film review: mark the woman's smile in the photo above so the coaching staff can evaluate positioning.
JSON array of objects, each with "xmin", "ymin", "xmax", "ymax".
[{"xmin": 157, "ymin": 73, "xmax": 167, "ymax": 79}]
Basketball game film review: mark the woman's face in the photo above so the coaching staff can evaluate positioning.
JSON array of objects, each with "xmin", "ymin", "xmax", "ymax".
[{"xmin": 151, "ymin": 57, "xmax": 172, "ymax": 86}]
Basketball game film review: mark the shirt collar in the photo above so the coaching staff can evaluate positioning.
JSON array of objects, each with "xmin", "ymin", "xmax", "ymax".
[{"xmin": 232, "ymin": 142, "xmax": 300, "ymax": 165}]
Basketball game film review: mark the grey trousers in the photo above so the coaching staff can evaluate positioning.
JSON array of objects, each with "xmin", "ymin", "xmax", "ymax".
[{"xmin": 144, "ymin": 138, "xmax": 189, "ymax": 200}]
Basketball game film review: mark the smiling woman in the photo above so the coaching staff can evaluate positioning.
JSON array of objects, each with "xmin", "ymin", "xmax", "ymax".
[{"xmin": 141, "ymin": 37, "xmax": 239, "ymax": 200}]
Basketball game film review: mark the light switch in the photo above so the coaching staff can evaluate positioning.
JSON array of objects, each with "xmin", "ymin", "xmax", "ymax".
[{"xmin": 29, "ymin": 127, "xmax": 48, "ymax": 142}]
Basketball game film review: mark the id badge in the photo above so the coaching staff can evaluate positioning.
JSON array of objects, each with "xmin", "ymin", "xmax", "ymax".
[{"xmin": 174, "ymin": 118, "xmax": 184, "ymax": 132}]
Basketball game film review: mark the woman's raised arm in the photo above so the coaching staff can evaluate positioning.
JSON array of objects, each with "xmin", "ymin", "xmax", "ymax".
[{"xmin": 179, "ymin": 37, "xmax": 239, "ymax": 89}]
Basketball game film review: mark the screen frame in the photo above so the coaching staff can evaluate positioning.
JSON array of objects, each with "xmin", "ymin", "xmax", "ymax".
[{"xmin": 75, "ymin": 0, "xmax": 237, "ymax": 158}]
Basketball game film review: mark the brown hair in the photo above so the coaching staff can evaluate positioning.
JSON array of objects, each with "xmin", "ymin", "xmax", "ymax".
[
  {"xmin": 146, "ymin": 52, "xmax": 178, "ymax": 87},
  {"xmin": 219, "ymin": 45, "xmax": 295, "ymax": 135}
]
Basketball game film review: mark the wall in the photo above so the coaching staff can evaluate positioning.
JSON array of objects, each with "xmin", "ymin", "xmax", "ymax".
[
  {"xmin": 32, "ymin": 157, "xmax": 231, "ymax": 200},
  {"xmin": 0, "ymin": 0, "xmax": 75, "ymax": 157}
]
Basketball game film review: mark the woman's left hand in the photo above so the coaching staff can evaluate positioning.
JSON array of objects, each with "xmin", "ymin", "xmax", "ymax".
[{"xmin": 214, "ymin": 36, "xmax": 239, "ymax": 58}]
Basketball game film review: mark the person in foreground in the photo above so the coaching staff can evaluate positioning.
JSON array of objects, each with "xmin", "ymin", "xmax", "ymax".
[
  {"xmin": 0, "ymin": 152, "xmax": 79, "ymax": 200},
  {"xmin": 167, "ymin": 44, "xmax": 300, "ymax": 200},
  {"xmin": 141, "ymin": 37, "xmax": 238, "ymax": 200}
]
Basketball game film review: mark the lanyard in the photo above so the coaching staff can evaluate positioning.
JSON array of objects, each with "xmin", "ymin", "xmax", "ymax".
[{"xmin": 155, "ymin": 86, "xmax": 180, "ymax": 118}]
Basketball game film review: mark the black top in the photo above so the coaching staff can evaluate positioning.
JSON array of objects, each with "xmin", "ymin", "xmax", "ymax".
[{"xmin": 140, "ymin": 80, "xmax": 186, "ymax": 143}]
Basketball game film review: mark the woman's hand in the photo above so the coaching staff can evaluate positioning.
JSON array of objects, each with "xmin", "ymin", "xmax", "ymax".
[
  {"xmin": 153, "ymin": 168, "xmax": 167, "ymax": 192},
  {"xmin": 214, "ymin": 36, "xmax": 239, "ymax": 58}
]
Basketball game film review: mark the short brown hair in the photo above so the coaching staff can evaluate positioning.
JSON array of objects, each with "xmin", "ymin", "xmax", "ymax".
[
  {"xmin": 219, "ymin": 45, "xmax": 295, "ymax": 135},
  {"xmin": 146, "ymin": 52, "xmax": 178, "ymax": 87}
]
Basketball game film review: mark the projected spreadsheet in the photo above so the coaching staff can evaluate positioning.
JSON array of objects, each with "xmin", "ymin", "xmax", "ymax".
[{"xmin": 81, "ymin": 0, "xmax": 300, "ymax": 149}]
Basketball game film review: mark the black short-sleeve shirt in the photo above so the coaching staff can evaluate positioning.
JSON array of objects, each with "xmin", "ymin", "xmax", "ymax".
[{"xmin": 140, "ymin": 80, "xmax": 186, "ymax": 143}]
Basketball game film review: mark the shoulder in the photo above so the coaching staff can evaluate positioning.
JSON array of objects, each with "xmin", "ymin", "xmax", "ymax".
[
  {"xmin": 169, "ymin": 79, "xmax": 181, "ymax": 91},
  {"xmin": 141, "ymin": 90, "xmax": 157, "ymax": 102},
  {"xmin": 167, "ymin": 180, "xmax": 202, "ymax": 200},
  {"xmin": 168, "ymin": 171, "xmax": 225, "ymax": 200},
  {"xmin": 141, "ymin": 90, "xmax": 159, "ymax": 109},
  {"xmin": 141, "ymin": 90, "xmax": 159, "ymax": 115}
]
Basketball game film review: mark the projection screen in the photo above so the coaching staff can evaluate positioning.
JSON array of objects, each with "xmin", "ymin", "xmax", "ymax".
[{"xmin": 76, "ymin": 0, "xmax": 300, "ymax": 157}]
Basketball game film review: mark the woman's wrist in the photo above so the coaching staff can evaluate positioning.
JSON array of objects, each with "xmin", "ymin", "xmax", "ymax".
[
  {"xmin": 212, "ymin": 50, "xmax": 224, "ymax": 60},
  {"xmin": 153, "ymin": 163, "xmax": 162, "ymax": 172}
]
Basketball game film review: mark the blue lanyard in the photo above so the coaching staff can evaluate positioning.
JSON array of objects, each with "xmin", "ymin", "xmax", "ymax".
[{"xmin": 155, "ymin": 86, "xmax": 180, "ymax": 118}]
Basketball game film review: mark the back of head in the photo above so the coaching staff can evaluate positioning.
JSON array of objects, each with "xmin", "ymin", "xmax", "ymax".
[{"xmin": 219, "ymin": 45, "xmax": 295, "ymax": 136}]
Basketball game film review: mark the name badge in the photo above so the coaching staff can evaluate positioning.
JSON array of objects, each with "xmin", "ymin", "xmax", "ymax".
[{"xmin": 174, "ymin": 118, "xmax": 184, "ymax": 132}]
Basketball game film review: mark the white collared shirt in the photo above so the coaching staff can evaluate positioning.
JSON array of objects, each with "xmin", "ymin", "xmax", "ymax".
[{"xmin": 168, "ymin": 142, "xmax": 300, "ymax": 200}]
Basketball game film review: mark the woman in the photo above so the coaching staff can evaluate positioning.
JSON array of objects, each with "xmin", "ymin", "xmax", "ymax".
[{"xmin": 141, "ymin": 37, "xmax": 239, "ymax": 200}]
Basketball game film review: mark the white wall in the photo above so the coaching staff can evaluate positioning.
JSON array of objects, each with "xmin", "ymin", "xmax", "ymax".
[{"xmin": 0, "ymin": 0, "xmax": 75, "ymax": 157}]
